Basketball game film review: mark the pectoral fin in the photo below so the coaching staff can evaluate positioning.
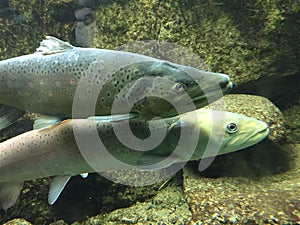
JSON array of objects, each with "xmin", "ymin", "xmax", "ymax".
[
  {"xmin": 0, "ymin": 182, "xmax": 23, "ymax": 210},
  {"xmin": 0, "ymin": 104, "xmax": 25, "ymax": 130},
  {"xmin": 87, "ymin": 113, "xmax": 137, "ymax": 122},
  {"xmin": 48, "ymin": 176, "xmax": 71, "ymax": 205},
  {"xmin": 33, "ymin": 115, "xmax": 63, "ymax": 130},
  {"xmin": 80, "ymin": 173, "xmax": 88, "ymax": 178}
]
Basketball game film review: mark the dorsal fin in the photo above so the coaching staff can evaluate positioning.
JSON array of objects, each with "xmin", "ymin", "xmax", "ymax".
[{"xmin": 35, "ymin": 36, "xmax": 74, "ymax": 55}]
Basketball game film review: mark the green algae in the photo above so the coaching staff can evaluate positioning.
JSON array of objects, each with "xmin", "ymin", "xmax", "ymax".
[
  {"xmin": 0, "ymin": 0, "xmax": 77, "ymax": 60},
  {"xmin": 91, "ymin": 0, "xmax": 300, "ymax": 86}
]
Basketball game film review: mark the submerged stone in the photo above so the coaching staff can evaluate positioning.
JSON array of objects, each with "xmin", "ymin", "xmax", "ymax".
[{"xmin": 183, "ymin": 144, "xmax": 300, "ymax": 224}]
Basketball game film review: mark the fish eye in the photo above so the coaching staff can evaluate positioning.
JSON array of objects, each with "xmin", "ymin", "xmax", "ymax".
[
  {"xmin": 172, "ymin": 83, "xmax": 185, "ymax": 93},
  {"xmin": 226, "ymin": 122, "xmax": 238, "ymax": 134}
]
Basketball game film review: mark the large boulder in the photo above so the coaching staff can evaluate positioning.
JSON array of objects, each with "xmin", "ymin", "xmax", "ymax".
[{"xmin": 183, "ymin": 144, "xmax": 300, "ymax": 224}]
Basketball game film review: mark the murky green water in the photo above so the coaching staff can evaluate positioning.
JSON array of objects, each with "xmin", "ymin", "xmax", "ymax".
[{"xmin": 0, "ymin": 0, "xmax": 299, "ymax": 224}]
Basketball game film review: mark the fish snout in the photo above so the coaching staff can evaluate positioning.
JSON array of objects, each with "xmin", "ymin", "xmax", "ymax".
[{"xmin": 192, "ymin": 71, "xmax": 233, "ymax": 94}]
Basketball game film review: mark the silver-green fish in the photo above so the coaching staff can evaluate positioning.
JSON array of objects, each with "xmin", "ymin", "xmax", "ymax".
[
  {"xmin": 0, "ymin": 36, "xmax": 232, "ymax": 129},
  {"xmin": 0, "ymin": 109, "xmax": 268, "ymax": 209}
]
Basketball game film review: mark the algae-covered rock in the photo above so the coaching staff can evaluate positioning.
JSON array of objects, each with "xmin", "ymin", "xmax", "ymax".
[
  {"xmin": 0, "ymin": 171, "xmax": 164, "ymax": 224},
  {"xmin": 183, "ymin": 144, "xmax": 300, "ymax": 224},
  {"xmin": 3, "ymin": 218, "xmax": 33, "ymax": 225},
  {"xmin": 80, "ymin": 175, "xmax": 191, "ymax": 225},
  {"xmin": 0, "ymin": 0, "xmax": 78, "ymax": 60},
  {"xmin": 283, "ymin": 100, "xmax": 300, "ymax": 144}
]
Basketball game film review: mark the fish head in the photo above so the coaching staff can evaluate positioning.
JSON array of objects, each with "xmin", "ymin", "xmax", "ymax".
[
  {"xmin": 165, "ymin": 109, "xmax": 269, "ymax": 161},
  {"xmin": 218, "ymin": 112, "xmax": 270, "ymax": 155},
  {"xmin": 174, "ymin": 64, "xmax": 233, "ymax": 108},
  {"xmin": 118, "ymin": 61, "xmax": 233, "ymax": 119}
]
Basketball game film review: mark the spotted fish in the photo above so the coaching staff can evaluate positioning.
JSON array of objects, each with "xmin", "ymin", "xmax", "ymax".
[
  {"xmin": 0, "ymin": 36, "xmax": 233, "ymax": 129},
  {"xmin": 0, "ymin": 109, "xmax": 268, "ymax": 209}
]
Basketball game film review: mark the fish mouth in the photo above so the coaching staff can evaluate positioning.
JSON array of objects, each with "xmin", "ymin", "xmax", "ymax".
[{"xmin": 241, "ymin": 126, "xmax": 270, "ymax": 149}]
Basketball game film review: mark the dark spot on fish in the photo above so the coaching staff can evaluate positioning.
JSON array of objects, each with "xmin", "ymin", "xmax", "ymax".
[{"xmin": 106, "ymin": 92, "xmax": 110, "ymax": 97}]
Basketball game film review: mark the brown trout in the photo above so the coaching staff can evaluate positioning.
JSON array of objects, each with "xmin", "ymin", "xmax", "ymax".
[
  {"xmin": 0, "ymin": 109, "xmax": 268, "ymax": 209},
  {"xmin": 0, "ymin": 36, "xmax": 233, "ymax": 129}
]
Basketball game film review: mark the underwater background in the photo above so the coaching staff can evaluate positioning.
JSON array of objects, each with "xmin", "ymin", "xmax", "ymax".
[{"xmin": 0, "ymin": 0, "xmax": 299, "ymax": 224}]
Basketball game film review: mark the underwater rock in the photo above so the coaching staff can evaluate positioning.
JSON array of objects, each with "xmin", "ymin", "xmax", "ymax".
[
  {"xmin": 3, "ymin": 218, "xmax": 32, "ymax": 225},
  {"xmin": 283, "ymin": 99, "xmax": 300, "ymax": 144},
  {"xmin": 49, "ymin": 220, "xmax": 68, "ymax": 225},
  {"xmin": 206, "ymin": 94, "xmax": 285, "ymax": 142},
  {"xmin": 233, "ymin": 72, "xmax": 300, "ymax": 109},
  {"xmin": 74, "ymin": 7, "xmax": 92, "ymax": 21},
  {"xmin": 80, "ymin": 175, "xmax": 192, "ymax": 225},
  {"xmin": 183, "ymin": 144, "xmax": 300, "ymax": 224},
  {"xmin": 78, "ymin": 0, "xmax": 97, "ymax": 8},
  {"xmin": 75, "ymin": 22, "xmax": 96, "ymax": 47}
]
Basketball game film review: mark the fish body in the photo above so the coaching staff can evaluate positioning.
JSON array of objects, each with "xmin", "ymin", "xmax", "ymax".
[
  {"xmin": 0, "ymin": 36, "xmax": 233, "ymax": 128},
  {"xmin": 0, "ymin": 109, "xmax": 269, "ymax": 209}
]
